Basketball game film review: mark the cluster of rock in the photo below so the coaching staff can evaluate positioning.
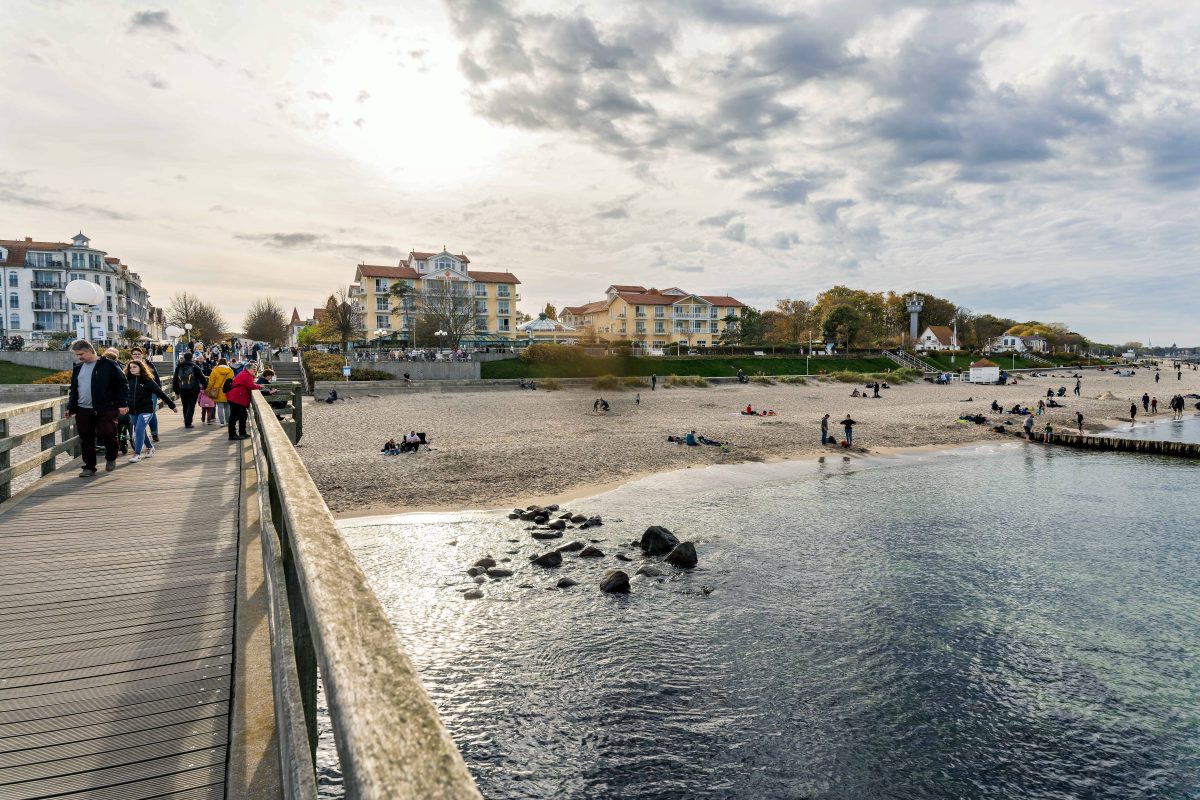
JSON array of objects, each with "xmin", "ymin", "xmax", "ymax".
[{"xmin": 459, "ymin": 507, "xmax": 701, "ymax": 599}]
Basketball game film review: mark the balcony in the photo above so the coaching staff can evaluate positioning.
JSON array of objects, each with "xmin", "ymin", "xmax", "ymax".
[
  {"xmin": 32, "ymin": 324, "xmax": 71, "ymax": 332},
  {"xmin": 33, "ymin": 302, "xmax": 67, "ymax": 311},
  {"xmin": 26, "ymin": 259, "xmax": 65, "ymax": 268},
  {"xmin": 30, "ymin": 281, "xmax": 65, "ymax": 290}
]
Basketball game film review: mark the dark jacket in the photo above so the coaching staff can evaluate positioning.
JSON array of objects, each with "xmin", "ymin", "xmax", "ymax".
[
  {"xmin": 173, "ymin": 362, "xmax": 205, "ymax": 394},
  {"xmin": 126, "ymin": 375, "xmax": 177, "ymax": 415},
  {"xmin": 68, "ymin": 357, "xmax": 128, "ymax": 414}
]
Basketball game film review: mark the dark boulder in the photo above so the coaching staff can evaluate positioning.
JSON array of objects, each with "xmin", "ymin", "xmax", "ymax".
[
  {"xmin": 666, "ymin": 541, "xmax": 698, "ymax": 569},
  {"xmin": 545, "ymin": 503, "xmax": 560, "ymax": 511},
  {"xmin": 615, "ymin": 553, "xmax": 633, "ymax": 562},
  {"xmin": 486, "ymin": 567, "xmax": 513, "ymax": 578},
  {"xmin": 507, "ymin": 513, "xmax": 520, "ymax": 519},
  {"xmin": 513, "ymin": 508, "xmax": 525, "ymax": 515},
  {"xmin": 636, "ymin": 565, "xmax": 664, "ymax": 578},
  {"xmin": 570, "ymin": 514, "xmax": 587, "ymax": 524},
  {"xmin": 640, "ymin": 526, "xmax": 679, "ymax": 556},
  {"xmin": 467, "ymin": 566, "xmax": 484, "ymax": 577},
  {"xmin": 531, "ymin": 530, "xmax": 563, "ymax": 540},
  {"xmin": 472, "ymin": 575, "xmax": 487, "ymax": 584},
  {"xmin": 532, "ymin": 550, "xmax": 563, "ymax": 568},
  {"xmin": 526, "ymin": 505, "xmax": 540, "ymax": 511},
  {"xmin": 519, "ymin": 511, "xmax": 540, "ymax": 521},
  {"xmin": 579, "ymin": 546, "xmax": 605, "ymax": 558},
  {"xmin": 463, "ymin": 588, "xmax": 484, "ymax": 599},
  {"xmin": 556, "ymin": 577, "xmax": 579, "ymax": 588},
  {"xmin": 559, "ymin": 512, "xmax": 573, "ymax": 520},
  {"xmin": 600, "ymin": 570, "xmax": 631, "ymax": 593},
  {"xmin": 472, "ymin": 557, "xmax": 497, "ymax": 569},
  {"xmin": 534, "ymin": 514, "xmax": 550, "ymax": 525},
  {"xmin": 557, "ymin": 540, "xmax": 585, "ymax": 552},
  {"xmin": 548, "ymin": 519, "xmax": 567, "ymax": 530}
]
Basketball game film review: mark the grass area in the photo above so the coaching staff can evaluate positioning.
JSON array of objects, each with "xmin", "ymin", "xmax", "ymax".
[
  {"xmin": 481, "ymin": 355, "xmax": 900, "ymax": 379},
  {"xmin": 920, "ymin": 352, "xmax": 1046, "ymax": 372},
  {"xmin": 0, "ymin": 360, "xmax": 58, "ymax": 384}
]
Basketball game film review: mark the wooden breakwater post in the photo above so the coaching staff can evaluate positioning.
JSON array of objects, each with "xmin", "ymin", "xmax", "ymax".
[{"xmin": 1041, "ymin": 431, "xmax": 1200, "ymax": 458}]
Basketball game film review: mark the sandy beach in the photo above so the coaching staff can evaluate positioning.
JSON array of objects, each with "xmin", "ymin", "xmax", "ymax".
[{"xmin": 297, "ymin": 368, "xmax": 1198, "ymax": 515}]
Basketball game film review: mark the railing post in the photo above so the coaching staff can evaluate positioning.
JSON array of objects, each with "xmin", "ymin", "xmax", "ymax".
[
  {"xmin": 40, "ymin": 407, "xmax": 56, "ymax": 477},
  {"xmin": 0, "ymin": 419, "xmax": 9, "ymax": 503},
  {"xmin": 292, "ymin": 383, "xmax": 303, "ymax": 442}
]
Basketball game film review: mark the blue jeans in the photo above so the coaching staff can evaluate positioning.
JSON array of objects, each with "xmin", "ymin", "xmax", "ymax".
[
  {"xmin": 844, "ymin": 427, "xmax": 853, "ymax": 445},
  {"xmin": 148, "ymin": 408, "xmax": 159, "ymax": 436},
  {"xmin": 133, "ymin": 413, "xmax": 154, "ymax": 454},
  {"xmin": 821, "ymin": 430, "xmax": 828, "ymax": 445}
]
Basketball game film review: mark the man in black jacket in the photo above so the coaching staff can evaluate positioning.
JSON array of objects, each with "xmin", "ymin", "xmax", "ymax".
[
  {"xmin": 66, "ymin": 340, "xmax": 129, "ymax": 476},
  {"xmin": 173, "ymin": 352, "xmax": 205, "ymax": 428}
]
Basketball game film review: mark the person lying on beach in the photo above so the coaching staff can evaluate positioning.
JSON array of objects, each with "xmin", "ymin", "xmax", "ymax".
[
  {"xmin": 685, "ymin": 430, "xmax": 699, "ymax": 446},
  {"xmin": 519, "ymin": 379, "xmax": 537, "ymax": 390},
  {"xmin": 992, "ymin": 424, "xmax": 1007, "ymax": 434},
  {"xmin": 745, "ymin": 404, "xmax": 754, "ymax": 415},
  {"xmin": 698, "ymin": 435, "xmax": 725, "ymax": 447},
  {"xmin": 1047, "ymin": 398, "xmax": 1063, "ymax": 408},
  {"xmin": 957, "ymin": 414, "xmax": 988, "ymax": 424}
]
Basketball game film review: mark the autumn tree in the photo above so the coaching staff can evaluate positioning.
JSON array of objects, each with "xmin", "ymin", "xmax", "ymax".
[
  {"xmin": 167, "ymin": 292, "xmax": 227, "ymax": 341},
  {"xmin": 767, "ymin": 298, "xmax": 814, "ymax": 343},
  {"xmin": 543, "ymin": 303, "xmax": 558, "ymax": 320},
  {"xmin": 242, "ymin": 297, "xmax": 289, "ymax": 345},
  {"xmin": 317, "ymin": 288, "xmax": 365, "ymax": 352},
  {"xmin": 821, "ymin": 304, "xmax": 863, "ymax": 350},
  {"xmin": 812, "ymin": 287, "xmax": 885, "ymax": 347}
]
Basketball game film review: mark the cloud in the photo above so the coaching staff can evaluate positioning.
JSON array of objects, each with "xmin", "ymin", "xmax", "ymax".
[
  {"xmin": 746, "ymin": 173, "xmax": 821, "ymax": 206},
  {"xmin": 209, "ymin": 205, "xmax": 236, "ymax": 214},
  {"xmin": 699, "ymin": 211, "xmax": 738, "ymax": 227},
  {"xmin": 235, "ymin": 232, "xmax": 406, "ymax": 259},
  {"xmin": 722, "ymin": 222, "xmax": 746, "ymax": 242},
  {"xmin": 669, "ymin": 264, "xmax": 706, "ymax": 273},
  {"xmin": 141, "ymin": 72, "xmax": 169, "ymax": 90},
  {"xmin": 356, "ymin": 90, "xmax": 371, "ymax": 103},
  {"xmin": 813, "ymin": 199, "xmax": 855, "ymax": 225},
  {"xmin": 1135, "ymin": 114, "xmax": 1200, "ymax": 190},
  {"xmin": 307, "ymin": 91, "xmax": 333, "ymax": 101},
  {"xmin": 769, "ymin": 231, "xmax": 801, "ymax": 250},
  {"xmin": 0, "ymin": 172, "xmax": 135, "ymax": 220},
  {"xmin": 353, "ymin": 118, "xmax": 366, "ymax": 128},
  {"xmin": 128, "ymin": 10, "xmax": 178, "ymax": 35},
  {"xmin": 595, "ymin": 206, "xmax": 629, "ymax": 219}
]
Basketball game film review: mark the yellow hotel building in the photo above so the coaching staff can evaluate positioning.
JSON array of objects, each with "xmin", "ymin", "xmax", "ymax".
[
  {"xmin": 351, "ymin": 248, "xmax": 520, "ymax": 345},
  {"xmin": 561, "ymin": 285, "xmax": 748, "ymax": 349}
]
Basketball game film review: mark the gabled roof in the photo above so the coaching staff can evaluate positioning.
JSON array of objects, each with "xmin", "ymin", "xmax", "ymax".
[
  {"xmin": 616, "ymin": 291, "xmax": 676, "ymax": 306},
  {"xmin": 924, "ymin": 325, "xmax": 954, "ymax": 344},
  {"xmin": 411, "ymin": 250, "xmax": 470, "ymax": 264},
  {"xmin": 467, "ymin": 270, "xmax": 520, "ymax": 284},
  {"xmin": 607, "ymin": 284, "xmax": 646, "ymax": 293},
  {"xmin": 700, "ymin": 295, "xmax": 746, "ymax": 308},
  {"xmin": 563, "ymin": 300, "xmax": 608, "ymax": 315},
  {"xmin": 290, "ymin": 308, "xmax": 301, "ymax": 324},
  {"xmin": 0, "ymin": 239, "xmax": 71, "ymax": 267},
  {"xmin": 358, "ymin": 263, "xmax": 419, "ymax": 280},
  {"xmin": 971, "ymin": 358, "xmax": 999, "ymax": 368}
]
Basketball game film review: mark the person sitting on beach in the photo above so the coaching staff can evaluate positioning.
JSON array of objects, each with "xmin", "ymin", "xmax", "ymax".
[
  {"xmin": 684, "ymin": 430, "xmax": 699, "ymax": 446},
  {"xmin": 1046, "ymin": 388, "xmax": 1054, "ymax": 398},
  {"xmin": 1057, "ymin": 387, "xmax": 1066, "ymax": 397},
  {"xmin": 850, "ymin": 389, "xmax": 861, "ymax": 397},
  {"xmin": 744, "ymin": 404, "xmax": 754, "ymax": 415},
  {"xmin": 400, "ymin": 431, "xmax": 422, "ymax": 453},
  {"xmin": 1047, "ymin": 398, "xmax": 1063, "ymax": 408},
  {"xmin": 991, "ymin": 400, "xmax": 1002, "ymax": 412},
  {"xmin": 992, "ymin": 424, "xmax": 1007, "ymax": 434},
  {"xmin": 594, "ymin": 398, "xmax": 601, "ymax": 412},
  {"xmin": 324, "ymin": 389, "xmax": 339, "ymax": 404},
  {"xmin": 403, "ymin": 372, "xmax": 412, "ymax": 386},
  {"xmin": 381, "ymin": 438, "xmax": 399, "ymax": 455},
  {"xmin": 600, "ymin": 398, "xmax": 610, "ymax": 412}
]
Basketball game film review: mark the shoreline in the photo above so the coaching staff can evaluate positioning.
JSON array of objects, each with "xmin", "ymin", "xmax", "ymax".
[{"xmin": 334, "ymin": 437, "xmax": 1008, "ymax": 522}]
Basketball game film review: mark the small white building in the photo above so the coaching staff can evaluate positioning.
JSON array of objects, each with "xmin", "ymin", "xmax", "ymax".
[
  {"xmin": 968, "ymin": 358, "xmax": 1001, "ymax": 384},
  {"xmin": 988, "ymin": 334, "xmax": 1049, "ymax": 353},
  {"xmin": 916, "ymin": 325, "xmax": 957, "ymax": 351},
  {"xmin": 517, "ymin": 313, "xmax": 576, "ymax": 344}
]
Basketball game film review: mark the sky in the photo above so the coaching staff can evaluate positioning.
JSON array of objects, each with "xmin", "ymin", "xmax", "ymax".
[{"xmin": 2, "ymin": 0, "xmax": 1198, "ymax": 345}]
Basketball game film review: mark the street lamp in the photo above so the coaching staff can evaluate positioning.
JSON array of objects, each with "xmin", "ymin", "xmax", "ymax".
[
  {"xmin": 435, "ymin": 329, "xmax": 447, "ymax": 352},
  {"xmin": 65, "ymin": 280, "xmax": 105, "ymax": 342},
  {"xmin": 165, "ymin": 324, "xmax": 184, "ymax": 360}
]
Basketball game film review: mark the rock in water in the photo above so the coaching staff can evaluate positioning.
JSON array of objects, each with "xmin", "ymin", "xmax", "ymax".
[
  {"xmin": 636, "ymin": 565, "xmax": 664, "ymax": 577},
  {"xmin": 486, "ymin": 567, "xmax": 513, "ymax": 578},
  {"xmin": 472, "ymin": 557, "xmax": 497, "ymax": 569},
  {"xmin": 463, "ymin": 589, "xmax": 484, "ymax": 599},
  {"xmin": 532, "ymin": 550, "xmax": 563, "ymax": 568},
  {"xmin": 534, "ymin": 514, "xmax": 550, "ymax": 525},
  {"xmin": 559, "ymin": 512, "xmax": 573, "ymax": 520},
  {"xmin": 600, "ymin": 570, "xmax": 631, "ymax": 593},
  {"xmin": 640, "ymin": 526, "xmax": 680, "ymax": 555},
  {"xmin": 557, "ymin": 540, "xmax": 585, "ymax": 552},
  {"xmin": 531, "ymin": 530, "xmax": 563, "ymax": 540},
  {"xmin": 556, "ymin": 577, "xmax": 579, "ymax": 588},
  {"xmin": 467, "ymin": 566, "xmax": 484, "ymax": 577},
  {"xmin": 548, "ymin": 519, "xmax": 567, "ymax": 530},
  {"xmin": 579, "ymin": 546, "xmax": 605, "ymax": 558},
  {"xmin": 666, "ymin": 542, "xmax": 698, "ymax": 568}
]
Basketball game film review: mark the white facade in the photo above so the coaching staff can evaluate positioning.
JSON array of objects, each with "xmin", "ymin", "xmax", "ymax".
[
  {"xmin": 0, "ymin": 233, "xmax": 153, "ymax": 343},
  {"xmin": 988, "ymin": 334, "xmax": 1049, "ymax": 353},
  {"xmin": 916, "ymin": 326, "xmax": 957, "ymax": 351},
  {"xmin": 968, "ymin": 361, "xmax": 1001, "ymax": 383}
]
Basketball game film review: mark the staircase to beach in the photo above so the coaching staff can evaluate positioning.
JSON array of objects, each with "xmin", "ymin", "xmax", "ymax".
[
  {"xmin": 1025, "ymin": 353, "xmax": 1054, "ymax": 367},
  {"xmin": 886, "ymin": 349, "xmax": 937, "ymax": 373}
]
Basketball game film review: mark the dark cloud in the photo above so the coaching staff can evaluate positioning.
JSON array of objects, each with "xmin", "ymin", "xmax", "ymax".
[
  {"xmin": 676, "ymin": 0, "xmax": 787, "ymax": 26},
  {"xmin": 722, "ymin": 222, "xmax": 747, "ymax": 242},
  {"xmin": 769, "ymin": 231, "xmax": 801, "ymax": 250},
  {"xmin": 669, "ymin": 264, "xmax": 706, "ymax": 273},
  {"xmin": 128, "ymin": 10, "xmax": 177, "ymax": 35},
  {"xmin": 142, "ymin": 73, "xmax": 169, "ymax": 90},
  {"xmin": 813, "ymin": 199, "xmax": 855, "ymax": 225},
  {"xmin": 1136, "ymin": 115, "xmax": 1200, "ymax": 190},
  {"xmin": 235, "ymin": 232, "xmax": 405, "ymax": 258},
  {"xmin": 746, "ymin": 173, "xmax": 820, "ymax": 206}
]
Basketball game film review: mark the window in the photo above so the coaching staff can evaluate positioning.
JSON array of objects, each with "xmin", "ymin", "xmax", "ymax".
[
  {"xmin": 499, "ymin": 318, "xmax": 510, "ymax": 332},
  {"xmin": 71, "ymin": 252, "xmax": 84, "ymax": 267},
  {"xmin": 497, "ymin": 285, "xmax": 510, "ymax": 297},
  {"xmin": 654, "ymin": 306, "xmax": 664, "ymax": 318},
  {"xmin": 6, "ymin": 272, "xmax": 14, "ymax": 287},
  {"xmin": 635, "ymin": 305, "xmax": 645, "ymax": 317},
  {"xmin": 10, "ymin": 314, "xmax": 18, "ymax": 329},
  {"xmin": 73, "ymin": 315, "xmax": 80, "ymax": 325},
  {"xmin": 635, "ymin": 320, "xmax": 645, "ymax": 333},
  {"xmin": 476, "ymin": 316, "xmax": 489, "ymax": 331},
  {"xmin": 475, "ymin": 283, "xmax": 487, "ymax": 297},
  {"xmin": 654, "ymin": 321, "xmax": 664, "ymax": 333},
  {"xmin": 106, "ymin": 297, "xmax": 113, "ymax": 312},
  {"xmin": 8, "ymin": 293, "xmax": 17, "ymax": 308},
  {"xmin": 376, "ymin": 315, "xmax": 390, "ymax": 328},
  {"xmin": 476, "ymin": 300, "xmax": 488, "ymax": 315},
  {"xmin": 375, "ymin": 298, "xmax": 390, "ymax": 311},
  {"xmin": 710, "ymin": 307, "xmax": 719, "ymax": 319},
  {"xmin": 710, "ymin": 322, "xmax": 718, "ymax": 333},
  {"xmin": 375, "ymin": 279, "xmax": 388, "ymax": 292},
  {"xmin": 498, "ymin": 302, "xmax": 509, "ymax": 316}
]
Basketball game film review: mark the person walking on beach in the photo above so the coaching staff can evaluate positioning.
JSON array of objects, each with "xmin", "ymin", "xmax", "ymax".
[
  {"xmin": 1076, "ymin": 411, "xmax": 1084, "ymax": 432},
  {"xmin": 651, "ymin": 373, "xmax": 657, "ymax": 391},
  {"xmin": 206, "ymin": 358, "xmax": 235, "ymax": 426},
  {"xmin": 1074, "ymin": 378, "xmax": 1081, "ymax": 396},
  {"xmin": 173, "ymin": 353, "xmax": 205, "ymax": 428},
  {"xmin": 1130, "ymin": 402, "xmax": 1137, "ymax": 423},
  {"xmin": 125, "ymin": 360, "xmax": 177, "ymax": 463},
  {"xmin": 840, "ymin": 415, "xmax": 856, "ymax": 446},
  {"xmin": 1155, "ymin": 371, "xmax": 1160, "ymax": 384},
  {"xmin": 65, "ymin": 340, "xmax": 128, "ymax": 476},
  {"xmin": 1151, "ymin": 396, "xmax": 1158, "ymax": 415},
  {"xmin": 1023, "ymin": 414, "xmax": 1035, "ymax": 439},
  {"xmin": 1142, "ymin": 393, "xmax": 1150, "ymax": 413},
  {"xmin": 821, "ymin": 413, "xmax": 830, "ymax": 445},
  {"xmin": 635, "ymin": 392, "xmax": 641, "ymax": 406}
]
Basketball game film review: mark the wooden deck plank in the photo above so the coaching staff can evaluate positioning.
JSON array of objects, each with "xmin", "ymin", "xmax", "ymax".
[{"xmin": 0, "ymin": 414, "xmax": 244, "ymax": 800}]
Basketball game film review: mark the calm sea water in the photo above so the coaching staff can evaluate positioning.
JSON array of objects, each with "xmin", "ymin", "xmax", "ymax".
[
  {"xmin": 1107, "ymin": 413, "xmax": 1200, "ymax": 444},
  {"xmin": 323, "ymin": 441, "xmax": 1200, "ymax": 800}
]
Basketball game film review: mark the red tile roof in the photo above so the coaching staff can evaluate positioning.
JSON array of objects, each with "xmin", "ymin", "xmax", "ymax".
[
  {"xmin": 700, "ymin": 295, "xmax": 746, "ymax": 308},
  {"xmin": 971, "ymin": 358, "xmax": 999, "ymax": 368},
  {"xmin": 411, "ymin": 251, "xmax": 470, "ymax": 264},
  {"xmin": 608, "ymin": 284, "xmax": 646, "ymax": 293},
  {"xmin": 924, "ymin": 325, "xmax": 954, "ymax": 345},
  {"xmin": 467, "ymin": 270, "xmax": 520, "ymax": 284},
  {"xmin": 358, "ymin": 263, "xmax": 419, "ymax": 280},
  {"xmin": 563, "ymin": 300, "xmax": 609, "ymax": 315},
  {"xmin": 0, "ymin": 239, "xmax": 70, "ymax": 267},
  {"xmin": 616, "ymin": 292, "xmax": 676, "ymax": 306},
  {"xmin": 290, "ymin": 307, "xmax": 301, "ymax": 324}
]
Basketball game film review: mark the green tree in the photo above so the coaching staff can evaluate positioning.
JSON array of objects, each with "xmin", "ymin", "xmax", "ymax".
[
  {"xmin": 821, "ymin": 304, "xmax": 862, "ymax": 350},
  {"xmin": 296, "ymin": 325, "xmax": 320, "ymax": 347},
  {"xmin": 317, "ymin": 288, "xmax": 365, "ymax": 352},
  {"xmin": 543, "ymin": 303, "xmax": 558, "ymax": 321},
  {"xmin": 719, "ymin": 308, "xmax": 765, "ymax": 345}
]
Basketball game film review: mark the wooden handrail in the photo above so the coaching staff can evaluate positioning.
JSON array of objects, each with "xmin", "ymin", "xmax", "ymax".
[
  {"xmin": 0, "ymin": 393, "xmax": 77, "ymax": 503},
  {"xmin": 249, "ymin": 392, "xmax": 480, "ymax": 798}
]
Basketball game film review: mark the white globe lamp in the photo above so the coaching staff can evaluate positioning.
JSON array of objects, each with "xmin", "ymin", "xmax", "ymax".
[{"xmin": 66, "ymin": 280, "xmax": 105, "ymax": 341}]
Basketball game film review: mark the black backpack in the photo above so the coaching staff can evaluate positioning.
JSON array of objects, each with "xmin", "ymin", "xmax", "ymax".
[
  {"xmin": 177, "ymin": 365, "xmax": 198, "ymax": 391},
  {"xmin": 222, "ymin": 377, "xmax": 234, "ymax": 394}
]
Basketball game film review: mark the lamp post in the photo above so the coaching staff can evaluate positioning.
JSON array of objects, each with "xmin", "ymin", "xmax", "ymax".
[
  {"xmin": 435, "ymin": 329, "xmax": 447, "ymax": 353},
  {"xmin": 951, "ymin": 319, "xmax": 957, "ymax": 367},
  {"xmin": 165, "ymin": 325, "xmax": 184, "ymax": 361},
  {"xmin": 65, "ymin": 280, "xmax": 105, "ymax": 343}
]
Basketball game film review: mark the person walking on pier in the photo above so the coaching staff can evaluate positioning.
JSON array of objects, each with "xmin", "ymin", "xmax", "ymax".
[
  {"xmin": 65, "ymin": 340, "xmax": 128, "ymax": 477},
  {"xmin": 173, "ymin": 352, "xmax": 205, "ymax": 428},
  {"xmin": 130, "ymin": 346, "xmax": 162, "ymax": 444},
  {"xmin": 226, "ymin": 362, "xmax": 274, "ymax": 440},
  {"xmin": 206, "ymin": 358, "xmax": 235, "ymax": 426},
  {"xmin": 125, "ymin": 360, "xmax": 177, "ymax": 463}
]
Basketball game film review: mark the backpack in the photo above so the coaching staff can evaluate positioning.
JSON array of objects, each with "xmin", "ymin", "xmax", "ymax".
[
  {"xmin": 222, "ymin": 377, "xmax": 234, "ymax": 394},
  {"xmin": 178, "ymin": 366, "xmax": 197, "ymax": 391}
]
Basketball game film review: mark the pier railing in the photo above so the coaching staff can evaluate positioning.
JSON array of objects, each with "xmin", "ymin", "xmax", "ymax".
[
  {"xmin": 0, "ymin": 392, "xmax": 77, "ymax": 502},
  {"xmin": 248, "ymin": 392, "xmax": 481, "ymax": 798}
]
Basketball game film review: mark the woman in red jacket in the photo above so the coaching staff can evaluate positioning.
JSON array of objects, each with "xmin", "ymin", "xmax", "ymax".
[{"xmin": 225, "ymin": 363, "xmax": 274, "ymax": 440}]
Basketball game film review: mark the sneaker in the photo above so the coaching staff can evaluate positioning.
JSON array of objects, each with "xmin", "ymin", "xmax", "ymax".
[
  {"xmin": 105, "ymin": 460, "xmax": 116, "ymax": 472},
  {"xmin": 79, "ymin": 468, "xmax": 97, "ymax": 477},
  {"xmin": 144, "ymin": 447, "xmax": 154, "ymax": 459},
  {"xmin": 152, "ymin": 433, "xmax": 160, "ymax": 443},
  {"xmin": 128, "ymin": 455, "xmax": 141, "ymax": 463}
]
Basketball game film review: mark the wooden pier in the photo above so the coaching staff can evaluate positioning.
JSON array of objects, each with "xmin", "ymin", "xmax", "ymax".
[
  {"xmin": 1046, "ymin": 431, "xmax": 1200, "ymax": 458},
  {"xmin": 0, "ymin": 386, "xmax": 480, "ymax": 799}
]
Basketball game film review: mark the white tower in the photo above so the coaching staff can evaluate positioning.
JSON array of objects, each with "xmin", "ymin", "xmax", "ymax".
[{"xmin": 906, "ymin": 294, "xmax": 923, "ymax": 343}]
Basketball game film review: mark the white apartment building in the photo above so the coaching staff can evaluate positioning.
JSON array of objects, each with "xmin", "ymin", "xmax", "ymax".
[{"xmin": 0, "ymin": 232, "xmax": 153, "ymax": 343}]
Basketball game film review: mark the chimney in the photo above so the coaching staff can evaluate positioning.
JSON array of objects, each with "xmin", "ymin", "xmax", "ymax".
[{"xmin": 25, "ymin": 237, "xmax": 32, "ymax": 242}]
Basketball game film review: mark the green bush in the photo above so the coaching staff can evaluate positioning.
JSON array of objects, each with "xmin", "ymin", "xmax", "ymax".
[
  {"xmin": 541, "ymin": 378, "xmax": 562, "ymax": 391},
  {"xmin": 621, "ymin": 376, "xmax": 649, "ymax": 387},
  {"xmin": 750, "ymin": 374, "xmax": 774, "ymax": 385},
  {"xmin": 521, "ymin": 343, "xmax": 587, "ymax": 363},
  {"xmin": 592, "ymin": 374, "xmax": 622, "ymax": 390},
  {"xmin": 665, "ymin": 374, "xmax": 709, "ymax": 388},
  {"xmin": 778, "ymin": 375, "xmax": 807, "ymax": 385},
  {"xmin": 302, "ymin": 351, "xmax": 349, "ymax": 387},
  {"xmin": 886, "ymin": 367, "xmax": 922, "ymax": 383},
  {"xmin": 350, "ymin": 368, "xmax": 393, "ymax": 381},
  {"xmin": 829, "ymin": 370, "xmax": 865, "ymax": 383},
  {"xmin": 32, "ymin": 369, "xmax": 73, "ymax": 385}
]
